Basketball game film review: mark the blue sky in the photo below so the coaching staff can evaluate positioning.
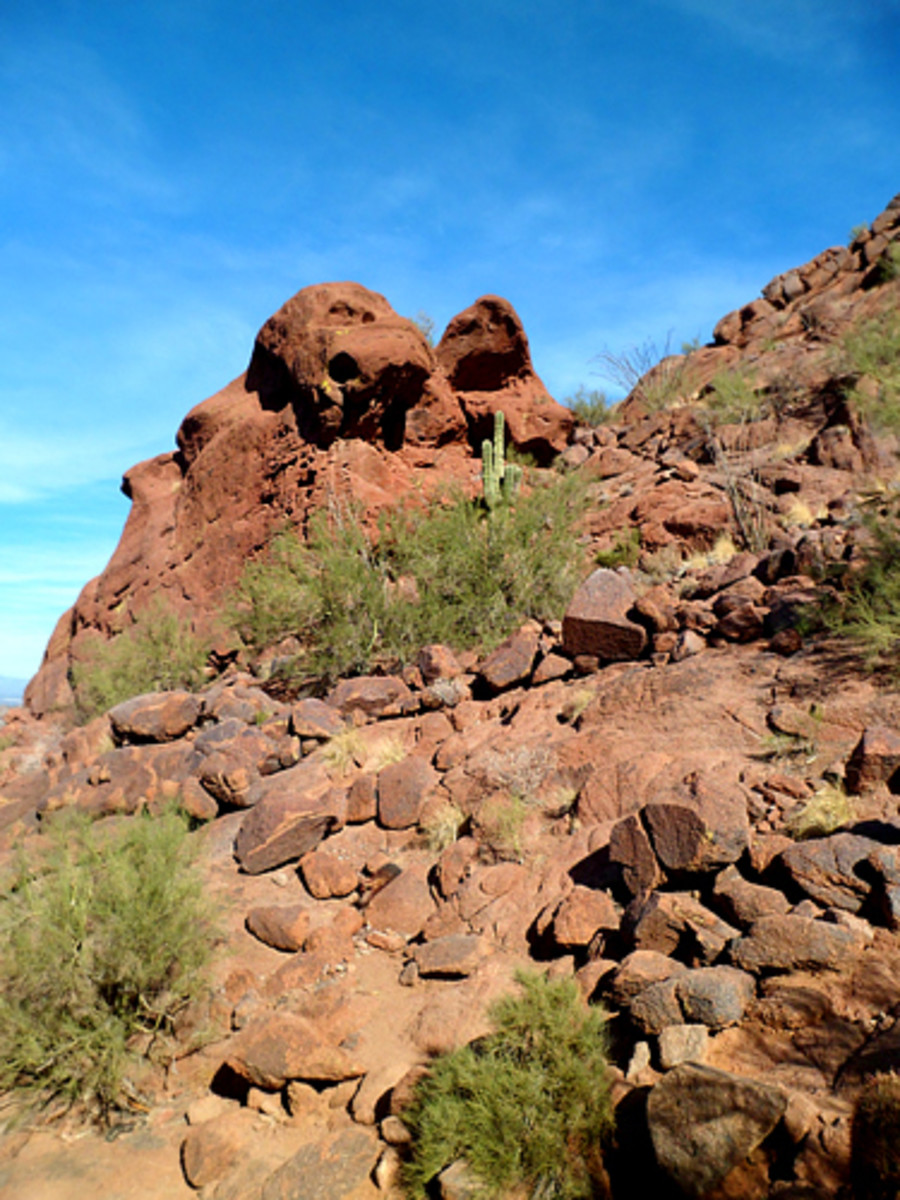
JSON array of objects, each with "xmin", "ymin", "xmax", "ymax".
[{"xmin": 2, "ymin": 0, "xmax": 899, "ymax": 684}]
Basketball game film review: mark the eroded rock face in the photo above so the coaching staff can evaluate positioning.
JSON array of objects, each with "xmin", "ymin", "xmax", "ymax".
[
  {"xmin": 246, "ymin": 282, "xmax": 434, "ymax": 450},
  {"xmin": 25, "ymin": 283, "xmax": 570, "ymax": 716}
]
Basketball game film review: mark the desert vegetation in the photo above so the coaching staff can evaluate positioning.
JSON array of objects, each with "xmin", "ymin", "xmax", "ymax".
[
  {"xmin": 851, "ymin": 1071, "xmax": 900, "ymax": 1200},
  {"xmin": 401, "ymin": 971, "xmax": 613, "ymax": 1199},
  {"xmin": 71, "ymin": 598, "xmax": 209, "ymax": 722},
  {"xmin": 229, "ymin": 466, "xmax": 587, "ymax": 686},
  {"xmin": 819, "ymin": 503, "xmax": 900, "ymax": 673},
  {"xmin": 0, "ymin": 806, "xmax": 215, "ymax": 1119},
  {"xmin": 838, "ymin": 303, "xmax": 900, "ymax": 431}
]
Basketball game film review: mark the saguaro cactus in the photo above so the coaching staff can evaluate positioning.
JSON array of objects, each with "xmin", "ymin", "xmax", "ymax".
[{"xmin": 481, "ymin": 411, "xmax": 522, "ymax": 510}]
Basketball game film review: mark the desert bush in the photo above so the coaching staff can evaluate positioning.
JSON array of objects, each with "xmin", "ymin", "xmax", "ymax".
[
  {"xmin": 595, "ymin": 526, "xmax": 641, "ymax": 569},
  {"xmin": 702, "ymin": 368, "xmax": 765, "ymax": 425},
  {"xmin": 873, "ymin": 242, "xmax": 900, "ymax": 285},
  {"xmin": 0, "ymin": 806, "xmax": 214, "ymax": 1119},
  {"xmin": 822, "ymin": 507, "xmax": 900, "ymax": 673},
  {"xmin": 565, "ymin": 385, "xmax": 613, "ymax": 427},
  {"xmin": 402, "ymin": 971, "xmax": 613, "ymax": 1199},
  {"xmin": 230, "ymin": 471, "xmax": 587, "ymax": 683},
  {"xmin": 851, "ymin": 1071, "xmax": 900, "ymax": 1200},
  {"xmin": 420, "ymin": 800, "xmax": 466, "ymax": 853},
  {"xmin": 226, "ymin": 529, "xmax": 319, "ymax": 652},
  {"xmin": 839, "ymin": 305, "xmax": 900, "ymax": 431},
  {"xmin": 71, "ymin": 598, "xmax": 209, "ymax": 722},
  {"xmin": 593, "ymin": 335, "xmax": 694, "ymax": 413},
  {"xmin": 410, "ymin": 309, "xmax": 436, "ymax": 347}
]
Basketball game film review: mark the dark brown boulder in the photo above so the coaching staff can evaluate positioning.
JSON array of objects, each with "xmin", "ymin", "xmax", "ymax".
[
  {"xmin": 233, "ymin": 762, "xmax": 341, "ymax": 874},
  {"xmin": 478, "ymin": 626, "xmax": 539, "ymax": 693},
  {"xmin": 562, "ymin": 568, "xmax": 647, "ymax": 662},
  {"xmin": 436, "ymin": 295, "xmax": 532, "ymax": 393}
]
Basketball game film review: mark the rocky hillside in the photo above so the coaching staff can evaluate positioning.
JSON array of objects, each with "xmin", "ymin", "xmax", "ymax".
[{"xmin": 2, "ymin": 194, "xmax": 900, "ymax": 1199}]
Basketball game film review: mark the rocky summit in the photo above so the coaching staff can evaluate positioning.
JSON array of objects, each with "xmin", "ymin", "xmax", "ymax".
[{"xmin": 2, "ymin": 195, "xmax": 900, "ymax": 1199}]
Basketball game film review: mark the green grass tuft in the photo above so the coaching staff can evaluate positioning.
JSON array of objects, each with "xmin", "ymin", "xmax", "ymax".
[{"xmin": 401, "ymin": 971, "xmax": 613, "ymax": 1199}]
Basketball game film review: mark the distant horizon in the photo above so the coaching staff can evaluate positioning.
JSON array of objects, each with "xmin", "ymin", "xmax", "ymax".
[{"xmin": 3, "ymin": 0, "xmax": 899, "ymax": 680}]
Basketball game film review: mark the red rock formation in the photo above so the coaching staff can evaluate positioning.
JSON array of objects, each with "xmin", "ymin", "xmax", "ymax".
[{"xmin": 26, "ymin": 284, "xmax": 572, "ymax": 715}]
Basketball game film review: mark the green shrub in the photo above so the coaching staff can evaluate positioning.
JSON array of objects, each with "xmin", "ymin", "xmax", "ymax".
[
  {"xmin": 402, "ymin": 971, "xmax": 613, "ymax": 1199},
  {"xmin": 565, "ymin": 385, "xmax": 613, "ymax": 427},
  {"xmin": 0, "ymin": 807, "xmax": 214, "ymax": 1119},
  {"xmin": 230, "ymin": 471, "xmax": 587, "ymax": 683},
  {"xmin": 823, "ymin": 508, "xmax": 900, "ymax": 672},
  {"xmin": 703, "ymin": 368, "xmax": 765, "ymax": 425},
  {"xmin": 839, "ymin": 305, "xmax": 900, "ymax": 431},
  {"xmin": 873, "ymin": 242, "xmax": 900, "ymax": 285},
  {"xmin": 71, "ymin": 598, "xmax": 209, "ymax": 721},
  {"xmin": 851, "ymin": 1072, "xmax": 900, "ymax": 1200},
  {"xmin": 595, "ymin": 526, "xmax": 641, "ymax": 569}
]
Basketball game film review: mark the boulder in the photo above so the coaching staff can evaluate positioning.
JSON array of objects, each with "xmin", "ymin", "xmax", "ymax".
[
  {"xmin": 255, "ymin": 1128, "xmax": 380, "ymax": 1200},
  {"xmin": 290, "ymin": 698, "xmax": 345, "ymax": 740},
  {"xmin": 609, "ymin": 813, "xmax": 662, "ymax": 896},
  {"xmin": 777, "ymin": 833, "xmax": 878, "ymax": 912},
  {"xmin": 234, "ymin": 763, "xmax": 341, "ymax": 874},
  {"xmin": 417, "ymin": 644, "xmax": 462, "ymax": 684},
  {"xmin": 181, "ymin": 1109, "xmax": 259, "ymax": 1189},
  {"xmin": 377, "ymin": 756, "xmax": 439, "ymax": 829},
  {"xmin": 730, "ymin": 914, "xmax": 865, "ymax": 975},
  {"xmin": 364, "ymin": 862, "xmax": 436, "ymax": 939},
  {"xmin": 623, "ymin": 891, "xmax": 739, "ymax": 962},
  {"xmin": 712, "ymin": 864, "xmax": 791, "ymax": 929},
  {"xmin": 245, "ymin": 904, "xmax": 311, "ymax": 952},
  {"xmin": 247, "ymin": 281, "xmax": 432, "ymax": 447},
  {"xmin": 561, "ymin": 569, "xmax": 647, "ymax": 662},
  {"xmin": 674, "ymin": 966, "xmax": 756, "ymax": 1029},
  {"xmin": 657, "ymin": 1024, "xmax": 709, "ymax": 1070},
  {"xmin": 608, "ymin": 950, "xmax": 688, "ymax": 1008},
  {"xmin": 326, "ymin": 675, "xmax": 415, "ymax": 719},
  {"xmin": 224, "ymin": 1013, "xmax": 364, "ymax": 1089},
  {"xmin": 845, "ymin": 725, "xmax": 900, "ymax": 793},
  {"xmin": 299, "ymin": 848, "xmax": 359, "ymax": 899},
  {"xmin": 643, "ymin": 797, "xmax": 748, "ymax": 875},
  {"xmin": 647, "ymin": 1063, "xmax": 786, "ymax": 1198},
  {"xmin": 478, "ymin": 626, "xmax": 539, "ymax": 693},
  {"xmin": 108, "ymin": 690, "xmax": 203, "ymax": 743},
  {"xmin": 551, "ymin": 886, "xmax": 620, "ymax": 949},
  {"xmin": 413, "ymin": 934, "xmax": 486, "ymax": 978}
]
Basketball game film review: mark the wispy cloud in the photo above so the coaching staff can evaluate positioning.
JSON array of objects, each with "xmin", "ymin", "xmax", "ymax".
[
  {"xmin": 656, "ymin": 0, "xmax": 872, "ymax": 67},
  {"xmin": 0, "ymin": 36, "xmax": 177, "ymax": 208}
]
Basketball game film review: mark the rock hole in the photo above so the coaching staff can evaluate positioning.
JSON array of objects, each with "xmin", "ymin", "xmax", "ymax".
[{"xmin": 328, "ymin": 352, "xmax": 360, "ymax": 384}]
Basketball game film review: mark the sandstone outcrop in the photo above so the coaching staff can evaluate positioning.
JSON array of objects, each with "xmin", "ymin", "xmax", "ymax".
[{"xmin": 26, "ymin": 284, "xmax": 571, "ymax": 716}]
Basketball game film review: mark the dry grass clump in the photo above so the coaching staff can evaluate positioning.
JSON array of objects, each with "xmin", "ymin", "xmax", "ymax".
[{"xmin": 784, "ymin": 781, "xmax": 854, "ymax": 840}]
